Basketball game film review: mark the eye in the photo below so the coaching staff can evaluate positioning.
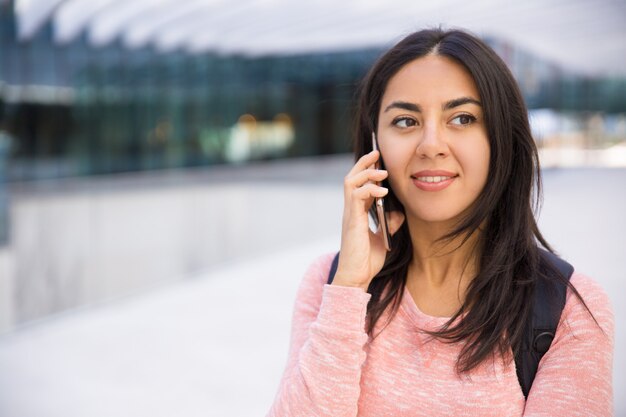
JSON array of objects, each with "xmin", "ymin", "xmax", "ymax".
[
  {"xmin": 450, "ymin": 114, "xmax": 477, "ymax": 126},
  {"xmin": 392, "ymin": 117, "xmax": 417, "ymax": 128}
]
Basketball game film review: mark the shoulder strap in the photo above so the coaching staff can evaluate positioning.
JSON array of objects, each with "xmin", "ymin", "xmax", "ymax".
[
  {"xmin": 327, "ymin": 252, "xmax": 340, "ymax": 284},
  {"xmin": 515, "ymin": 248, "xmax": 574, "ymax": 399}
]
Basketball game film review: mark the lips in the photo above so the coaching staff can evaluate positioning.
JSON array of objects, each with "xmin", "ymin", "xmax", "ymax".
[{"xmin": 411, "ymin": 170, "xmax": 458, "ymax": 192}]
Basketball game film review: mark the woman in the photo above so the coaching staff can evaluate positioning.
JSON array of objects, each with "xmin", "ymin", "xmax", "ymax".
[{"xmin": 267, "ymin": 28, "xmax": 613, "ymax": 416}]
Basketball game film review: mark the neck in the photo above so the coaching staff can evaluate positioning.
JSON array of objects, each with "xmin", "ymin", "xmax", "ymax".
[{"xmin": 406, "ymin": 215, "xmax": 482, "ymax": 289}]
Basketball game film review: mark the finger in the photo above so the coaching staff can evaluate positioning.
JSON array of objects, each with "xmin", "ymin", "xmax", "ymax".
[
  {"xmin": 344, "ymin": 168, "xmax": 388, "ymax": 190},
  {"xmin": 346, "ymin": 150, "xmax": 380, "ymax": 178},
  {"xmin": 351, "ymin": 183, "xmax": 388, "ymax": 202}
]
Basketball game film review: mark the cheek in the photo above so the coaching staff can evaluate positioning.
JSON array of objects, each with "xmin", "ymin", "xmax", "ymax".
[
  {"xmin": 379, "ymin": 138, "xmax": 412, "ymax": 170},
  {"xmin": 379, "ymin": 146, "xmax": 413, "ymax": 206},
  {"xmin": 380, "ymin": 146, "xmax": 410, "ymax": 186},
  {"xmin": 458, "ymin": 140, "xmax": 490, "ymax": 190}
]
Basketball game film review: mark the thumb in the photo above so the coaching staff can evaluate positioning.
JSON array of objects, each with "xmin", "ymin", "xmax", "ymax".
[{"xmin": 387, "ymin": 210, "xmax": 406, "ymax": 236}]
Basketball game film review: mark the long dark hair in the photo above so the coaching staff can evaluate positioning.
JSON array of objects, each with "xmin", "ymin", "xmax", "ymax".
[{"xmin": 354, "ymin": 28, "xmax": 593, "ymax": 373}]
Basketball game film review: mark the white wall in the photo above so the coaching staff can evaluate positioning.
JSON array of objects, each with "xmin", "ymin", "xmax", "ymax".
[{"xmin": 0, "ymin": 155, "xmax": 350, "ymax": 333}]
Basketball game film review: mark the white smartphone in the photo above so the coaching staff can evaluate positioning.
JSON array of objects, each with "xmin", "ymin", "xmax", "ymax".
[{"xmin": 372, "ymin": 132, "xmax": 391, "ymax": 251}]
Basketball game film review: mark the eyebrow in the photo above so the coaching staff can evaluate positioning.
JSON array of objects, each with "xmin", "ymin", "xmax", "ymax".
[{"xmin": 383, "ymin": 97, "xmax": 482, "ymax": 113}]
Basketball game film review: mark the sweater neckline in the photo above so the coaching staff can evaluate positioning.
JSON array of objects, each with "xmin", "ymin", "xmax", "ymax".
[{"xmin": 400, "ymin": 285, "xmax": 455, "ymax": 329}]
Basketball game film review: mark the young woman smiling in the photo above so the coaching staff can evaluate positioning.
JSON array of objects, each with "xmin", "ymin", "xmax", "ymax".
[{"xmin": 267, "ymin": 28, "xmax": 613, "ymax": 417}]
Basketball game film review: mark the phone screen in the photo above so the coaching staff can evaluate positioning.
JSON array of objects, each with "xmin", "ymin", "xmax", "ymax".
[{"xmin": 372, "ymin": 132, "xmax": 391, "ymax": 251}]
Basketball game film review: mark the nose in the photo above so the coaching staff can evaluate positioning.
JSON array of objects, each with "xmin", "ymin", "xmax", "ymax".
[{"xmin": 415, "ymin": 122, "xmax": 448, "ymax": 159}]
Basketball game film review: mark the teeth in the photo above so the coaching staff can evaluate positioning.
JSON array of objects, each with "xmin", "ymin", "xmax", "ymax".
[{"xmin": 416, "ymin": 176, "xmax": 452, "ymax": 183}]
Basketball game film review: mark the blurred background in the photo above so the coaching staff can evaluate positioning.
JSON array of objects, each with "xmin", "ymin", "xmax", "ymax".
[{"xmin": 0, "ymin": 0, "xmax": 625, "ymax": 416}]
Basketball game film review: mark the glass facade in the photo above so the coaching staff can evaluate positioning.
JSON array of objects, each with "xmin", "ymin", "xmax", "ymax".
[
  {"xmin": 1, "ymin": 0, "xmax": 625, "ymax": 186},
  {"xmin": 1, "ymin": 2, "xmax": 385, "ymax": 180}
]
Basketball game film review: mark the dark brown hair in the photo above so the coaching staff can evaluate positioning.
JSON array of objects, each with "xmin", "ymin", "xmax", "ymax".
[{"xmin": 354, "ymin": 27, "xmax": 593, "ymax": 373}]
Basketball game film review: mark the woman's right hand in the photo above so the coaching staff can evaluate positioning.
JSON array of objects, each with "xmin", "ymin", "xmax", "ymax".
[{"xmin": 332, "ymin": 150, "xmax": 405, "ymax": 291}]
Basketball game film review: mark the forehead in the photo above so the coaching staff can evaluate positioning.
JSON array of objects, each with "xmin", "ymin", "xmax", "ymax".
[{"xmin": 382, "ymin": 55, "xmax": 480, "ymax": 105}]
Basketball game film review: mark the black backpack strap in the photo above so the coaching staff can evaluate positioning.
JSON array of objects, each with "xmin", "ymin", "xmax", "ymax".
[
  {"xmin": 327, "ymin": 252, "xmax": 340, "ymax": 284},
  {"xmin": 515, "ymin": 248, "xmax": 574, "ymax": 399}
]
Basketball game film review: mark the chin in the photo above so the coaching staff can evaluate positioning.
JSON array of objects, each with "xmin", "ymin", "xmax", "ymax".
[{"xmin": 408, "ymin": 206, "xmax": 467, "ymax": 225}]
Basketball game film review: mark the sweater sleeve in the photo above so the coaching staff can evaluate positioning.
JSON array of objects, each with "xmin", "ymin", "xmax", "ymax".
[
  {"xmin": 523, "ymin": 272, "xmax": 614, "ymax": 417},
  {"xmin": 266, "ymin": 252, "xmax": 372, "ymax": 417}
]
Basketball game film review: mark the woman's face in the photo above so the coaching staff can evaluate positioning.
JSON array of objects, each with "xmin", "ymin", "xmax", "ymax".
[{"xmin": 376, "ymin": 55, "xmax": 490, "ymax": 227}]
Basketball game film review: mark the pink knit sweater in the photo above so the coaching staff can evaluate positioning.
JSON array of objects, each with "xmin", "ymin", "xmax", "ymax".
[{"xmin": 267, "ymin": 252, "xmax": 614, "ymax": 417}]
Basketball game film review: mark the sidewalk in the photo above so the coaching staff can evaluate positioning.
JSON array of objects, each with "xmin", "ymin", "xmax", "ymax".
[{"xmin": 0, "ymin": 236, "xmax": 340, "ymax": 417}]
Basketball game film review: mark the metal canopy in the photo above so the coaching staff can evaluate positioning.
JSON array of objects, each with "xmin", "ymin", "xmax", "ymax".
[{"xmin": 13, "ymin": 0, "xmax": 626, "ymax": 75}]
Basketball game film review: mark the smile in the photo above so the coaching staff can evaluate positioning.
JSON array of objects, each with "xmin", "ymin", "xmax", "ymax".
[
  {"xmin": 411, "ymin": 175, "xmax": 457, "ymax": 191},
  {"xmin": 415, "ymin": 176, "xmax": 453, "ymax": 183}
]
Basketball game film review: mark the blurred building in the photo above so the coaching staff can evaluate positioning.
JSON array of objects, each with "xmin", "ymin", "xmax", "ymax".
[
  {"xmin": 2, "ymin": 0, "xmax": 626, "ymax": 183},
  {"xmin": 0, "ymin": 2, "xmax": 376, "ymax": 182}
]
